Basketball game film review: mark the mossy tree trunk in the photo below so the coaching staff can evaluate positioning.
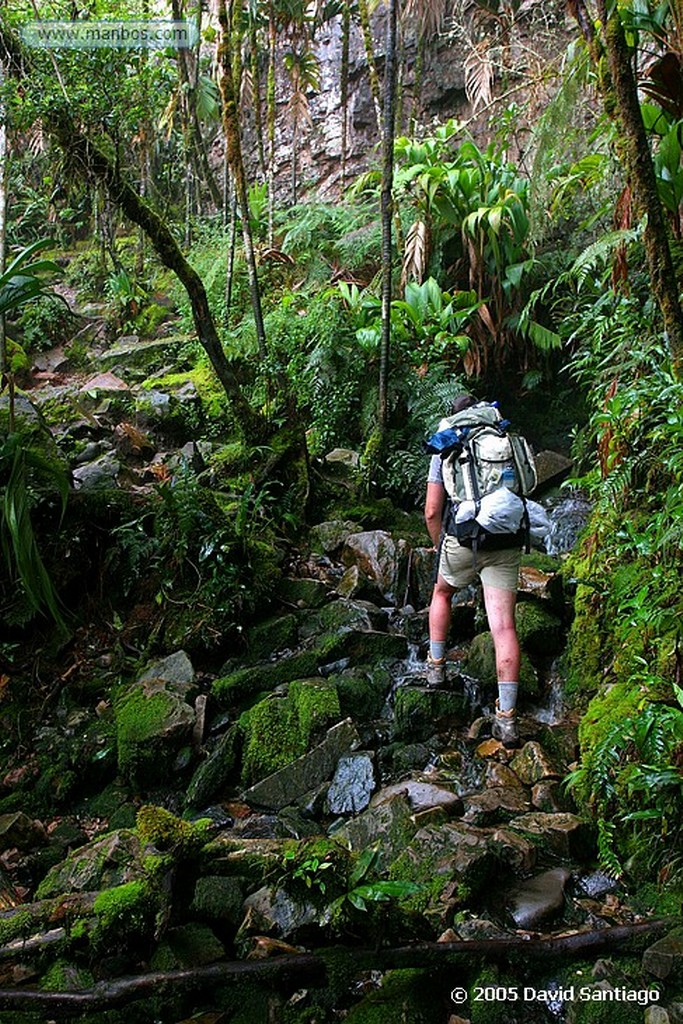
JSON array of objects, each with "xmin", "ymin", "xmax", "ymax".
[{"xmin": 571, "ymin": 0, "xmax": 683, "ymax": 380}]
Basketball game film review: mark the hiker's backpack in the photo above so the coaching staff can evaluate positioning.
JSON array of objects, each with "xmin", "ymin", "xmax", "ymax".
[{"xmin": 425, "ymin": 402, "xmax": 538, "ymax": 552}]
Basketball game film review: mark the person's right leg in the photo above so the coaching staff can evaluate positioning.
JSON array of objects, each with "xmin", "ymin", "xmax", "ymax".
[
  {"xmin": 481, "ymin": 551, "xmax": 522, "ymax": 746},
  {"xmin": 427, "ymin": 573, "xmax": 456, "ymax": 684}
]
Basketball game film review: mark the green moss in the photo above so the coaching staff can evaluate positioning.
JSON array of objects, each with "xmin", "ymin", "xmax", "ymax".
[
  {"xmin": 139, "ymin": 361, "xmax": 227, "ymax": 422},
  {"xmin": 290, "ymin": 679, "xmax": 340, "ymax": 741},
  {"xmin": 515, "ymin": 602, "xmax": 564, "ymax": 656},
  {"xmin": 0, "ymin": 909, "xmax": 34, "ymax": 946},
  {"xmin": 149, "ymin": 922, "xmax": 224, "ymax": 968},
  {"xmin": 40, "ymin": 959, "xmax": 94, "ymax": 992},
  {"xmin": 335, "ymin": 668, "xmax": 391, "ymax": 722},
  {"xmin": 136, "ymin": 805, "xmax": 210, "ymax": 857},
  {"xmin": 577, "ymin": 681, "xmax": 643, "ymax": 767},
  {"xmin": 393, "ymin": 687, "xmax": 468, "ymax": 741},
  {"xmin": 462, "ymin": 632, "xmax": 539, "ymax": 697},
  {"xmin": 245, "ymin": 612, "xmax": 298, "ymax": 660},
  {"xmin": 114, "ymin": 688, "xmax": 189, "ymax": 786},
  {"xmin": 93, "ymin": 880, "xmax": 155, "ymax": 948},
  {"xmin": 344, "ymin": 968, "xmax": 439, "ymax": 1023}
]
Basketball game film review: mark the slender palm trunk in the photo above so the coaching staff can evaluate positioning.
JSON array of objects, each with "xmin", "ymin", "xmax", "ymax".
[
  {"xmin": 267, "ymin": 2, "xmax": 277, "ymax": 247},
  {"xmin": 0, "ymin": 61, "xmax": 8, "ymax": 410},
  {"xmin": 249, "ymin": 15, "xmax": 266, "ymax": 175},
  {"xmin": 340, "ymin": 1, "xmax": 350, "ymax": 187},
  {"xmin": 379, "ymin": 0, "xmax": 398, "ymax": 429}
]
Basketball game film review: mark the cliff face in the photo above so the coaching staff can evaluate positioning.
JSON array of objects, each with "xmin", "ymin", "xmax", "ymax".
[{"xmin": 248, "ymin": 2, "xmax": 573, "ymax": 202}]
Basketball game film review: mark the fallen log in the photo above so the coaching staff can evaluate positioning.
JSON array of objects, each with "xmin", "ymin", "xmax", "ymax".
[{"xmin": 0, "ymin": 918, "xmax": 673, "ymax": 1016}]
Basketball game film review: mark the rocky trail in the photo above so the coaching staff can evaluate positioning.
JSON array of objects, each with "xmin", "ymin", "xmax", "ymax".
[{"xmin": 0, "ymin": 325, "xmax": 680, "ymax": 1023}]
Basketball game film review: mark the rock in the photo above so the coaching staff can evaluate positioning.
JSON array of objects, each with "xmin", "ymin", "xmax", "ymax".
[
  {"xmin": 573, "ymin": 870, "xmax": 620, "ymax": 899},
  {"xmin": 0, "ymin": 812, "xmax": 46, "ymax": 851},
  {"xmin": 152, "ymin": 923, "xmax": 225, "ymax": 968},
  {"xmin": 242, "ymin": 718, "xmax": 360, "ymax": 811},
  {"xmin": 335, "ymin": 793, "xmax": 417, "ymax": 872},
  {"xmin": 72, "ymin": 451, "xmax": 121, "ymax": 490},
  {"xmin": 534, "ymin": 450, "xmax": 573, "ymax": 489},
  {"xmin": 137, "ymin": 650, "xmax": 196, "ymax": 698},
  {"xmin": 309, "ymin": 520, "xmax": 362, "ymax": 555},
  {"xmin": 462, "ymin": 632, "xmax": 539, "ymax": 697},
  {"xmin": 531, "ymin": 780, "xmax": 567, "ymax": 812},
  {"xmin": 485, "ymin": 763, "xmax": 525, "ymax": 789},
  {"xmin": 239, "ymin": 886, "xmax": 318, "ymax": 941},
  {"xmin": 390, "ymin": 821, "xmax": 494, "ymax": 893},
  {"xmin": 185, "ymin": 725, "xmax": 240, "ymax": 809},
  {"xmin": 324, "ymin": 448, "xmax": 360, "ymax": 473},
  {"xmin": 461, "ymin": 786, "xmax": 531, "ymax": 826},
  {"xmin": 327, "ymin": 753, "xmax": 375, "ymax": 814},
  {"xmin": 508, "ymin": 812, "xmax": 594, "ymax": 860},
  {"xmin": 507, "ymin": 866, "xmax": 571, "ymax": 929},
  {"xmin": 393, "ymin": 686, "xmax": 468, "ymax": 742},
  {"xmin": 334, "ymin": 667, "xmax": 392, "ymax": 723},
  {"xmin": 489, "ymin": 828, "xmax": 537, "ymax": 874},
  {"xmin": 246, "ymin": 613, "xmax": 299, "ymax": 660},
  {"xmin": 642, "ymin": 928, "xmax": 683, "ymax": 980},
  {"xmin": 79, "ymin": 371, "xmax": 129, "ymax": 392},
  {"xmin": 202, "ymin": 837, "xmax": 285, "ymax": 883},
  {"xmin": 276, "ymin": 577, "xmax": 331, "ymax": 608},
  {"xmin": 316, "ymin": 598, "xmax": 389, "ymax": 635},
  {"xmin": 509, "ymin": 742, "xmax": 561, "ymax": 785},
  {"xmin": 190, "ymin": 876, "xmax": 244, "ymax": 927},
  {"xmin": 455, "ymin": 918, "xmax": 511, "ymax": 940},
  {"xmin": 372, "ymin": 781, "xmax": 462, "ymax": 815},
  {"xmin": 515, "ymin": 602, "xmax": 564, "ymax": 655},
  {"xmin": 36, "ymin": 830, "xmax": 143, "ymax": 898},
  {"xmin": 408, "ymin": 546, "xmax": 438, "ymax": 611},
  {"xmin": 645, "ymin": 1009, "xmax": 670, "ymax": 1024},
  {"xmin": 114, "ymin": 673, "xmax": 196, "ymax": 788},
  {"xmin": 341, "ymin": 530, "xmax": 406, "ymax": 603}
]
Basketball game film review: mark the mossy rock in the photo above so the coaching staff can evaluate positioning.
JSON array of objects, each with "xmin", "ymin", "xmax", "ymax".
[
  {"xmin": 515, "ymin": 602, "xmax": 564, "ymax": 656},
  {"xmin": 92, "ymin": 879, "xmax": 157, "ymax": 952},
  {"xmin": 393, "ymin": 687, "xmax": 468, "ymax": 741},
  {"xmin": 239, "ymin": 678, "xmax": 341, "ymax": 786},
  {"xmin": 275, "ymin": 576, "xmax": 331, "ymax": 608},
  {"xmin": 39, "ymin": 959, "xmax": 95, "ymax": 992},
  {"xmin": 149, "ymin": 923, "xmax": 224, "ymax": 969},
  {"xmin": 185, "ymin": 724, "xmax": 241, "ymax": 810},
  {"xmin": 35, "ymin": 829, "xmax": 143, "ymax": 900},
  {"xmin": 335, "ymin": 667, "xmax": 392, "ymax": 722},
  {"xmin": 213, "ymin": 649, "xmax": 325, "ymax": 707},
  {"xmin": 114, "ymin": 684, "xmax": 195, "ymax": 789},
  {"xmin": 190, "ymin": 875, "xmax": 244, "ymax": 926},
  {"xmin": 344, "ymin": 968, "xmax": 442, "ymax": 1023},
  {"xmin": 245, "ymin": 613, "xmax": 298, "ymax": 661},
  {"xmin": 462, "ymin": 632, "xmax": 539, "ymax": 698},
  {"xmin": 136, "ymin": 804, "xmax": 210, "ymax": 857},
  {"xmin": 577, "ymin": 681, "xmax": 644, "ymax": 769}
]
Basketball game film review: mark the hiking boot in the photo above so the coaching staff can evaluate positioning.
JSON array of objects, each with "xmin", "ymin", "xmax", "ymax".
[
  {"xmin": 492, "ymin": 701, "xmax": 519, "ymax": 748},
  {"xmin": 425, "ymin": 655, "xmax": 446, "ymax": 688}
]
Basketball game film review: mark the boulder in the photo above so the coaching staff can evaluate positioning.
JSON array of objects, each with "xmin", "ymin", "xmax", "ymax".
[
  {"xmin": 0, "ymin": 812, "xmax": 46, "ymax": 852},
  {"xmin": 393, "ymin": 686, "xmax": 468, "ymax": 741},
  {"xmin": 341, "ymin": 530, "xmax": 406, "ymax": 603},
  {"xmin": 335, "ymin": 793, "xmax": 417, "ymax": 873},
  {"xmin": 36, "ymin": 830, "xmax": 143, "ymax": 898},
  {"xmin": 509, "ymin": 742, "xmax": 561, "ymax": 785},
  {"xmin": 239, "ymin": 885, "xmax": 318, "ymax": 941},
  {"xmin": 462, "ymin": 632, "xmax": 539, "ymax": 698},
  {"xmin": 72, "ymin": 451, "xmax": 121, "ymax": 490},
  {"xmin": 390, "ymin": 821, "xmax": 495, "ymax": 893},
  {"xmin": 326, "ymin": 753, "xmax": 376, "ymax": 814},
  {"xmin": 185, "ymin": 725, "xmax": 241, "ymax": 809},
  {"xmin": 242, "ymin": 718, "xmax": 360, "ymax": 811},
  {"xmin": 137, "ymin": 650, "xmax": 196, "ymax": 699},
  {"xmin": 461, "ymin": 786, "xmax": 531, "ymax": 826},
  {"xmin": 508, "ymin": 812, "xmax": 594, "ymax": 860},
  {"xmin": 507, "ymin": 866, "xmax": 571, "ymax": 929},
  {"xmin": 371, "ymin": 781, "xmax": 462, "ymax": 816},
  {"xmin": 309, "ymin": 520, "xmax": 362, "ymax": 555},
  {"xmin": 515, "ymin": 602, "xmax": 564, "ymax": 656},
  {"xmin": 642, "ymin": 928, "xmax": 683, "ymax": 980}
]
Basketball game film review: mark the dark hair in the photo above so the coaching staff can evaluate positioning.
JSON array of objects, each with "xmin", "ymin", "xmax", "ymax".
[{"xmin": 450, "ymin": 393, "xmax": 477, "ymax": 415}]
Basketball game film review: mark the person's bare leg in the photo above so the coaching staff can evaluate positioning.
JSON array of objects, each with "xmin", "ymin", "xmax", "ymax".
[
  {"xmin": 483, "ymin": 583, "xmax": 520, "ymax": 746},
  {"xmin": 427, "ymin": 574, "xmax": 456, "ymax": 684}
]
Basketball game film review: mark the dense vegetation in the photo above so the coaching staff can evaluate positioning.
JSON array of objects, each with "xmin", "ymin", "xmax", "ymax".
[{"xmin": 0, "ymin": 0, "xmax": 682, "ymax": 1015}]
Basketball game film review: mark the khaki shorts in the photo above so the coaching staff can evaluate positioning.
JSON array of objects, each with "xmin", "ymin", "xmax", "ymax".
[{"xmin": 438, "ymin": 535, "xmax": 521, "ymax": 592}]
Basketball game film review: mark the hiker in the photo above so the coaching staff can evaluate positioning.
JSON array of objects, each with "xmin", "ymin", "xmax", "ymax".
[{"xmin": 424, "ymin": 394, "xmax": 534, "ymax": 748}]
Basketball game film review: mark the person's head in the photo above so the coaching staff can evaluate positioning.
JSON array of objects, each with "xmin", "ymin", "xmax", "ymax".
[{"xmin": 450, "ymin": 393, "xmax": 477, "ymax": 415}]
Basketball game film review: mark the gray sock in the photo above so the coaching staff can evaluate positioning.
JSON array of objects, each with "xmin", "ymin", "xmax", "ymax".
[
  {"xmin": 498, "ymin": 681, "xmax": 518, "ymax": 713},
  {"xmin": 430, "ymin": 640, "xmax": 446, "ymax": 662}
]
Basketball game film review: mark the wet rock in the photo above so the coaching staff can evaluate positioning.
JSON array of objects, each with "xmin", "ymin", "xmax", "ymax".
[
  {"xmin": 574, "ymin": 870, "xmax": 620, "ymax": 899},
  {"xmin": 534, "ymin": 450, "xmax": 573, "ymax": 489},
  {"xmin": 388, "ymin": 742, "xmax": 432, "ymax": 775},
  {"xmin": 242, "ymin": 718, "xmax": 360, "ymax": 811},
  {"xmin": 72, "ymin": 451, "xmax": 121, "ymax": 490},
  {"xmin": 36, "ymin": 829, "xmax": 143, "ymax": 898},
  {"xmin": 335, "ymin": 793, "xmax": 416, "ymax": 872},
  {"xmin": 202, "ymin": 837, "xmax": 285, "ymax": 883},
  {"xmin": 485, "ymin": 763, "xmax": 525, "ymax": 789},
  {"xmin": 642, "ymin": 928, "xmax": 683, "ymax": 980},
  {"xmin": 531, "ymin": 780, "xmax": 568, "ymax": 812},
  {"xmin": 335, "ymin": 564, "xmax": 385, "ymax": 602},
  {"xmin": 461, "ymin": 786, "xmax": 531, "ymax": 826},
  {"xmin": 79, "ymin": 371, "xmax": 129, "ymax": 393},
  {"xmin": 372, "ymin": 781, "xmax": 462, "ymax": 815},
  {"xmin": 309, "ymin": 520, "xmax": 362, "ymax": 555},
  {"xmin": 508, "ymin": 812, "xmax": 594, "ymax": 860},
  {"xmin": 327, "ymin": 752, "xmax": 375, "ymax": 814},
  {"xmin": 334, "ymin": 667, "xmax": 392, "ymax": 723},
  {"xmin": 393, "ymin": 687, "xmax": 468, "ymax": 742},
  {"xmin": 190, "ymin": 875, "xmax": 244, "ymax": 927},
  {"xmin": 489, "ymin": 827, "xmax": 537, "ymax": 874},
  {"xmin": 509, "ymin": 742, "xmax": 561, "ymax": 785},
  {"xmin": 341, "ymin": 530, "xmax": 406, "ymax": 603},
  {"xmin": 0, "ymin": 813, "xmax": 46, "ymax": 852},
  {"xmin": 409, "ymin": 547, "xmax": 437, "ymax": 610},
  {"xmin": 185, "ymin": 724, "xmax": 240, "ymax": 809},
  {"xmin": 275, "ymin": 806, "xmax": 323, "ymax": 839},
  {"xmin": 507, "ymin": 866, "xmax": 570, "ymax": 929},
  {"xmin": 239, "ymin": 885, "xmax": 318, "ymax": 941},
  {"xmin": 317, "ymin": 598, "xmax": 389, "ymax": 635},
  {"xmin": 455, "ymin": 918, "xmax": 512, "ymax": 940}
]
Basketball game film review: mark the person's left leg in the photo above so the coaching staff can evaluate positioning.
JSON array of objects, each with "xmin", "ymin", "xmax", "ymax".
[{"xmin": 427, "ymin": 573, "xmax": 457, "ymax": 684}]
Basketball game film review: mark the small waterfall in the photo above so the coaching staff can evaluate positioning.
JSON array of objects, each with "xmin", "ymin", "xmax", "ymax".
[{"xmin": 543, "ymin": 489, "xmax": 592, "ymax": 556}]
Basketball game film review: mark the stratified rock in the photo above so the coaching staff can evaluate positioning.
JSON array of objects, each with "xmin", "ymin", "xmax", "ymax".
[
  {"xmin": 335, "ymin": 793, "xmax": 416, "ymax": 873},
  {"xmin": 185, "ymin": 725, "xmax": 240, "ymax": 809},
  {"xmin": 327, "ymin": 753, "xmax": 375, "ymax": 814},
  {"xmin": 507, "ymin": 866, "xmax": 571, "ymax": 929},
  {"xmin": 137, "ymin": 650, "xmax": 196, "ymax": 698},
  {"xmin": 489, "ymin": 828, "xmax": 537, "ymax": 874},
  {"xmin": 242, "ymin": 719, "xmax": 360, "ymax": 811},
  {"xmin": 239, "ymin": 886, "xmax": 318, "ymax": 941},
  {"xmin": 309, "ymin": 520, "xmax": 362, "ymax": 555}
]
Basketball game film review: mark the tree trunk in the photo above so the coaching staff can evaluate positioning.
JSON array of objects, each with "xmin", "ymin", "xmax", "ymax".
[
  {"xmin": 340, "ymin": 1, "xmax": 350, "ymax": 187},
  {"xmin": 0, "ymin": 60, "xmax": 8, "ymax": 396},
  {"xmin": 267, "ymin": 1, "xmax": 277, "ymax": 248},
  {"xmin": 217, "ymin": 0, "xmax": 268, "ymax": 359},
  {"xmin": 378, "ymin": 0, "xmax": 398, "ymax": 429},
  {"xmin": 571, "ymin": 0, "xmax": 683, "ymax": 379}
]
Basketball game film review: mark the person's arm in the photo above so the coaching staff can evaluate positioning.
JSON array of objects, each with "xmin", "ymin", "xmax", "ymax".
[{"xmin": 425, "ymin": 481, "xmax": 446, "ymax": 547}]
